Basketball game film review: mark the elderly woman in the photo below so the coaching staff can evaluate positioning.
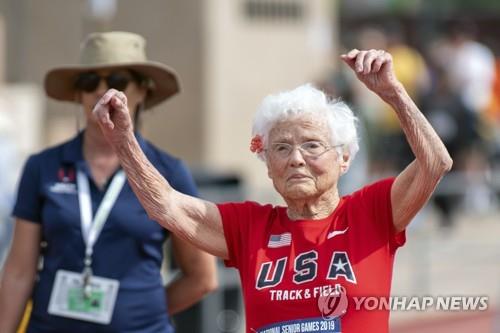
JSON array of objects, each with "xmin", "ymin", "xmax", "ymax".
[{"xmin": 93, "ymin": 49, "xmax": 452, "ymax": 332}]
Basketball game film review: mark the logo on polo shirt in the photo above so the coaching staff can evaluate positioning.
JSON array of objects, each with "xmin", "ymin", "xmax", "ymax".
[
  {"xmin": 49, "ymin": 167, "xmax": 77, "ymax": 194},
  {"xmin": 58, "ymin": 167, "xmax": 75, "ymax": 183}
]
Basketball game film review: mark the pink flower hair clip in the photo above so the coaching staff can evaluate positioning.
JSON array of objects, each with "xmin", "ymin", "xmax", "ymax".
[{"xmin": 250, "ymin": 135, "xmax": 264, "ymax": 154}]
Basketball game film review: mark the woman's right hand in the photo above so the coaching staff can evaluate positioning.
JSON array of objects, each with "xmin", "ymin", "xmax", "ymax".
[{"xmin": 92, "ymin": 89, "xmax": 134, "ymax": 146}]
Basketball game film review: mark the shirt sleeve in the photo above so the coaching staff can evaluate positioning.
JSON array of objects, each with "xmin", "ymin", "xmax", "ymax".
[
  {"xmin": 12, "ymin": 154, "xmax": 43, "ymax": 223},
  {"xmin": 357, "ymin": 178, "xmax": 406, "ymax": 252},
  {"xmin": 216, "ymin": 202, "xmax": 253, "ymax": 269}
]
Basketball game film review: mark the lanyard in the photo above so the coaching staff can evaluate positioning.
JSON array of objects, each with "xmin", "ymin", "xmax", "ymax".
[{"xmin": 77, "ymin": 169, "xmax": 126, "ymax": 296}]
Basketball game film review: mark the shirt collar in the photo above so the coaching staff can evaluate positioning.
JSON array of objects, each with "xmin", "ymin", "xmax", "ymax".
[
  {"xmin": 61, "ymin": 131, "xmax": 84, "ymax": 164},
  {"xmin": 61, "ymin": 130, "xmax": 148, "ymax": 164}
]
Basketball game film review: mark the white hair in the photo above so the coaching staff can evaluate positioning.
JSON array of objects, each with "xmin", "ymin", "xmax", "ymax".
[{"xmin": 252, "ymin": 83, "xmax": 359, "ymax": 162}]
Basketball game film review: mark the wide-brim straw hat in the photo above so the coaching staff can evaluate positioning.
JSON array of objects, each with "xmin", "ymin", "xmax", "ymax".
[{"xmin": 44, "ymin": 31, "xmax": 180, "ymax": 109}]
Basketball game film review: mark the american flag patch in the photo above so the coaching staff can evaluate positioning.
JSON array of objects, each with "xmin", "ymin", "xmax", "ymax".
[{"xmin": 267, "ymin": 233, "xmax": 292, "ymax": 248}]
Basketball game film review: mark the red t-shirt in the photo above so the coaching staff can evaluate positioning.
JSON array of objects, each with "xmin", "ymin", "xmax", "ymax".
[{"xmin": 218, "ymin": 178, "xmax": 406, "ymax": 333}]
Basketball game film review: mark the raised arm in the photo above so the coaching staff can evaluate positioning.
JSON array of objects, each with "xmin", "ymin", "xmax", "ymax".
[
  {"xmin": 92, "ymin": 90, "xmax": 228, "ymax": 258},
  {"xmin": 342, "ymin": 49, "xmax": 453, "ymax": 232}
]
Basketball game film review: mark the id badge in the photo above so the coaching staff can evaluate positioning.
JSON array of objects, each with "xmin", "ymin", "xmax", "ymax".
[{"xmin": 48, "ymin": 269, "xmax": 119, "ymax": 324}]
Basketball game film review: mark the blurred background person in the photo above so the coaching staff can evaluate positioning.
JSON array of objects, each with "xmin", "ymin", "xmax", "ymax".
[
  {"xmin": 446, "ymin": 22, "xmax": 497, "ymax": 215},
  {"xmin": 485, "ymin": 54, "xmax": 500, "ymax": 168},
  {"xmin": 445, "ymin": 21, "xmax": 496, "ymax": 120},
  {"xmin": 0, "ymin": 31, "xmax": 216, "ymax": 333}
]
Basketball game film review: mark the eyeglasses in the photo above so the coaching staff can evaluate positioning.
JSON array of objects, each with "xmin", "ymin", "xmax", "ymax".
[
  {"xmin": 266, "ymin": 141, "xmax": 343, "ymax": 159},
  {"xmin": 74, "ymin": 71, "xmax": 142, "ymax": 92}
]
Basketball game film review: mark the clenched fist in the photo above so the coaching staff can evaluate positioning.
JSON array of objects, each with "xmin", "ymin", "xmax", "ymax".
[
  {"xmin": 92, "ymin": 89, "xmax": 134, "ymax": 145},
  {"xmin": 341, "ymin": 49, "xmax": 400, "ymax": 98}
]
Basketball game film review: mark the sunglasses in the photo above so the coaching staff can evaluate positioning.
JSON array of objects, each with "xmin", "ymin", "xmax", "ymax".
[{"xmin": 74, "ymin": 71, "xmax": 143, "ymax": 92}]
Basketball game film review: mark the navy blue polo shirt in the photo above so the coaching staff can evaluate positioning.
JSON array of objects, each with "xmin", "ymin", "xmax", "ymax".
[{"xmin": 13, "ymin": 131, "xmax": 198, "ymax": 333}]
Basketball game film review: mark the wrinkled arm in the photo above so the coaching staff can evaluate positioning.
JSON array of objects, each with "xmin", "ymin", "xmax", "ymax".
[
  {"xmin": 382, "ymin": 84, "xmax": 452, "ymax": 232},
  {"xmin": 93, "ymin": 89, "xmax": 229, "ymax": 258},
  {"xmin": 115, "ymin": 132, "xmax": 229, "ymax": 258},
  {"xmin": 342, "ymin": 49, "xmax": 453, "ymax": 232}
]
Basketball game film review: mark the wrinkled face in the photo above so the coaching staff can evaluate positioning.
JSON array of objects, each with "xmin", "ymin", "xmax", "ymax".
[
  {"xmin": 265, "ymin": 114, "xmax": 349, "ymax": 201},
  {"xmin": 79, "ymin": 69, "xmax": 147, "ymax": 126}
]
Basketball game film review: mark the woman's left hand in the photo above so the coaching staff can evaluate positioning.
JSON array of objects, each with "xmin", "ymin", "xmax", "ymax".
[{"xmin": 341, "ymin": 49, "xmax": 400, "ymax": 98}]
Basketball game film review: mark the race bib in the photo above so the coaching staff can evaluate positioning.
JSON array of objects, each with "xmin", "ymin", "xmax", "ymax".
[
  {"xmin": 48, "ymin": 269, "xmax": 119, "ymax": 324},
  {"xmin": 255, "ymin": 317, "xmax": 341, "ymax": 333}
]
